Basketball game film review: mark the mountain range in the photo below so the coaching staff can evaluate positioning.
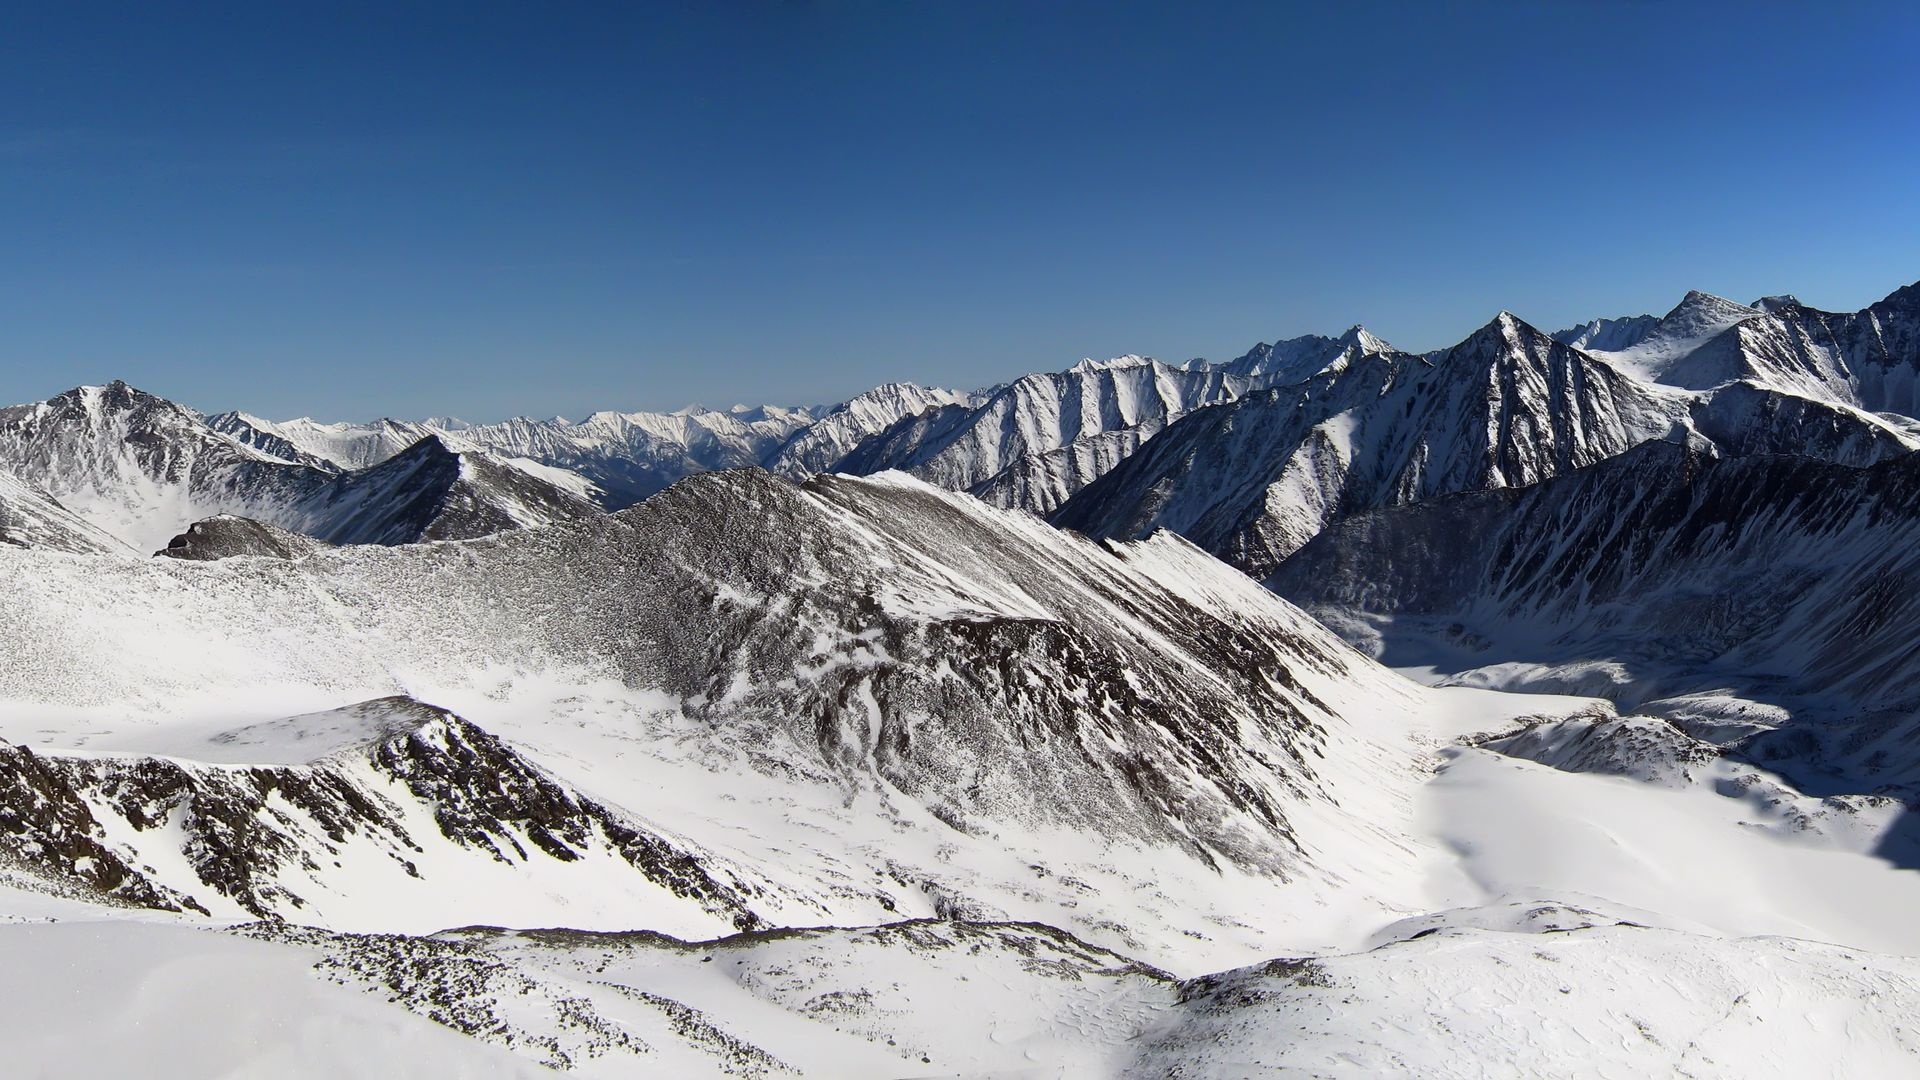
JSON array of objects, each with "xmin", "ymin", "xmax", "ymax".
[{"xmin": 6, "ymin": 276, "xmax": 1920, "ymax": 1074}]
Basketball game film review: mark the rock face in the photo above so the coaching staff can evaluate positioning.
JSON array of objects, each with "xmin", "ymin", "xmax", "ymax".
[
  {"xmin": 158, "ymin": 515, "xmax": 330, "ymax": 560},
  {"xmin": 0, "ymin": 739, "xmax": 198, "ymax": 910},
  {"xmin": 827, "ymin": 356, "xmax": 1252, "ymax": 513},
  {"xmin": 1270, "ymin": 440, "xmax": 1920, "ymax": 788},
  {"xmin": 12, "ymin": 697, "xmax": 764, "ymax": 930},
  {"xmin": 1055, "ymin": 306, "xmax": 1919, "ymax": 577}
]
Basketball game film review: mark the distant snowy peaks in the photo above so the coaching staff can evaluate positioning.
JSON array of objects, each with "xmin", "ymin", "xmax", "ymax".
[
  {"xmin": 1553, "ymin": 312, "xmax": 1658, "ymax": 353},
  {"xmin": 1665, "ymin": 289, "xmax": 1758, "ymax": 329},
  {"xmin": 1342, "ymin": 325, "xmax": 1391, "ymax": 354},
  {"xmin": 1068, "ymin": 354, "xmax": 1154, "ymax": 374},
  {"xmin": 1469, "ymin": 310, "xmax": 1554, "ymax": 353},
  {"xmin": 1209, "ymin": 325, "xmax": 1396, "ymax": 385}
]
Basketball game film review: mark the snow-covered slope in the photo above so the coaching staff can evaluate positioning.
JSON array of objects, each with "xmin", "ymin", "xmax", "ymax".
[
  {"xmin": 1271, "ymin": 440, "xmax": 1920, "ymax": 791},
  {"xmin": 0, "ymin": 384, "xmax": 599, "ymax": 551},
  {"xmin": 276, "ymin": 435, "xmax": 602, "ymax": 545},
  {"xmin": 0, "ymin": 382, "xmax": 338, "ymax": 551},
  {"xmin": 0, "ymin": 470, "xmax": 128, "ymax": 554},
  {"xmin": 762, "ymin": 382, "xmax": 974, "ymax": 478},
  {"xmin": 11, "ymin": 885, "xmax": 1920, "ymax": 1077},
  {"xmin": 829, "ymin": 356, "xmax": 1252, "ymax": 513},
  {"xmin": 1569, "ymin": 289, "xmax": 1764, "ymax": 384},
  {"xmin": 0, "ymin": 467, "xmax": 1430, "ymax": 967},
  {"xmin": 1056, "ymin": 312, "xmax": 1918, "ymax": 577}
]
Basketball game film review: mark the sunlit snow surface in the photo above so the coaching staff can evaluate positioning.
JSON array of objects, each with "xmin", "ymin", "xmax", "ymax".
[{"xmin": 5, "ymin": 469, "xmax": 1920, "ymax": 1075}]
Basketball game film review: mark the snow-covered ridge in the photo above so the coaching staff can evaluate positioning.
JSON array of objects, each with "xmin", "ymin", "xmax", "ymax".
[
  {"xmin": 0, "ymin": 383, "xmax": 598, "ymax": 551},
  {"xmin": 1056, "ymin": 285, "xmax": 1920, "ymax": 577}
]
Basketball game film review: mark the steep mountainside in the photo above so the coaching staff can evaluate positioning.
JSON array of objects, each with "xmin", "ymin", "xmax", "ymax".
[
  {"xmin": 762, "ymin": 382, "xmax": 975, "ymax": 477},
  {"xmin": 0, "ymin": 384, "xmax": 598, "ymax": 550},
  {"xmin": 0, "ymin": 470, "xmax": 127, "ymax": 554},
  {"xmin": 277, "ymin": 435, "xmax": 601, "ymax": 545},
  {"xmin": 0, "ymin": 382, "xmax": 335, "ymax": 551},
  {"xmin": 1056, "ymin": 312, "xmax": 1917, "ymax": 577},
  {"xmin": 829, "ymin": 356, "xmax": 1252, "ymax": 513},
  {"xmin": 1271, "ymin": 441, "xmax": 1920, "ymax": 789}
]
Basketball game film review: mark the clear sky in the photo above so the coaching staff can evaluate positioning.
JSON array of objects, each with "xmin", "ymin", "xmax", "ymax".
[{"xmin": 1, "ymin": 1, "xmax": 1917, "ymax": 421}]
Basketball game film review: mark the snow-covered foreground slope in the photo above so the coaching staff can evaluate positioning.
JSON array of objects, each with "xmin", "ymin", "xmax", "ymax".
[
  {"xmin": 0, "ymin": 467, "xmax": 1446, "ymax": 971},
  {"xmin": 15, "ymin": 729, "xmax": 1920, "ymax": 1079}
]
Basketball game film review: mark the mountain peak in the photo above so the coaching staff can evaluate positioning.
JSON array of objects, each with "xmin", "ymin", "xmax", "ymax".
[
  {"xmin": 1339, "ymin": 325, "xmax": 1392, "ymax": 353},
  {"xmin": 1665, "ymin": 290, "xmax": 1757, "ymax": 323},
  {"xmin": 1486, "ymin": 310, "xmax": 1542, "ymax": 339},
  {"xmin": 1878, "ymin": 280, "xmax": 1920, "ymax": 312},
  {"xmin": 1068, "ymin": 355, "xmax": 1153, "ymax": 374}
]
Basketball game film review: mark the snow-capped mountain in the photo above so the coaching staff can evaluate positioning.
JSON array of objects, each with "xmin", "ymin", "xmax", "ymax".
[
  {"xmin": 827, "ymin": 355, "xmax": 1254, "ymax": 513},
  {"xmin": 1056, "ymin": 305, "xmax": 1919, "ymax": 577},
  {"xmin": 16, "ymin": 277, "xmax": 1920, "ymax": 1075},
  {"xmin": 213, "ymin": 404, "xmax": 807, "ymax": 510},
  {"xmin": 275, "ymin": 434, "xmax": 601, "ymax": 546},
  {"xmin": 208, "ymin": 411, "xmax": 441, "ymax": 471},
  {"xmin": 1196, "ymin": 325, "xmax": 1395, "ymax": 383},
  {"xmin": 0, "ymin": 381, "xmax": 338, "ymax": 551},
  {"xmin": 1555, "ymin": 282, "xmax": 1920, "ymax": 422},
  {"xmin": 450, "ymin": 404, "xmax": 817, "ymax": 508},
  {"xmin": 1551, "ymin": 310, "xmax": 1663, "ymax": 354},
  {"xmin": 0, "ymin": 383, "xmax": 599, "ymax": 551},
  {"xmin": 1270, "ymin": 440, "xmax": 1920, "ymax": 787},
  {"xmin": 761, "ymin": 381, "xmax": 974, "ymax": 477}
]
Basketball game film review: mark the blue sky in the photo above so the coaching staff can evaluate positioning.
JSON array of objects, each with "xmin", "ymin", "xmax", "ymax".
[{"xmin": 1, "ymin": 2, "xmax": 1916, "ymax": 421}]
